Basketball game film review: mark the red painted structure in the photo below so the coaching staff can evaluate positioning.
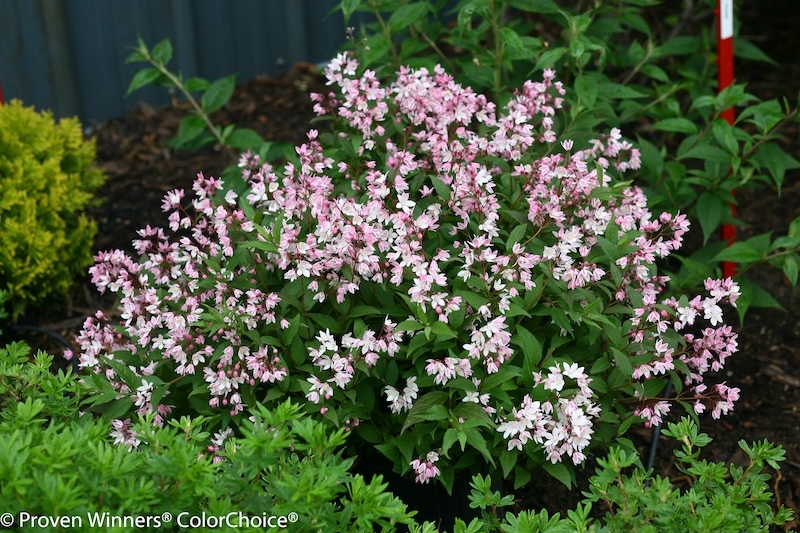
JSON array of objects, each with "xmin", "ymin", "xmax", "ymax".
[{"xmin": 718, "ymin": 0, "xmax": 736, "ymax": 278}]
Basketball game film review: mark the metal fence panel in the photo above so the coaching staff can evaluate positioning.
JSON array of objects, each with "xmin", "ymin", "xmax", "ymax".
[{"xmin": 0, "ymin": 0, "xmax": 353, "ymax": 124}]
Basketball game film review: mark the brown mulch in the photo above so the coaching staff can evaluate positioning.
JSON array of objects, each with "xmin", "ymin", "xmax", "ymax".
[{"xmin": 6, "ymin": 2, "xmax": 800, "ymax": 528}]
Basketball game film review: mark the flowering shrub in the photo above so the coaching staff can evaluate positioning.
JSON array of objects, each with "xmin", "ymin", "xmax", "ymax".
[
  {"xmin": 73, "ymin": 53, "xmax": 742, "ymax": 491},
  {"xmin": 339, "ymin": 0, "xmax": 800, "ymax": 319}
]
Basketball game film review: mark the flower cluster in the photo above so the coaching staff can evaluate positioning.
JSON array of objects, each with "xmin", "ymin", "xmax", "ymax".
[
  {"xmin": 410, "ymin": 451, "xmax": 441, "ymax": 484},
  {"xmin": 498, "ymin": 362, "xmax": 599, "ymax": 465},
  {"xmin": 109, "ymin": 418, "xmax": 140, "ymax": 450},
  {"xmin": 632, "ymin": 277, "xmax": 741, "ymax": 427},
  {"xmin": 72, "ymin": 52, "xmax": 741, "ymax": 488},
  {"xmin": 385, "ymin": 377, "xmax": 420, "ymax": 414}
]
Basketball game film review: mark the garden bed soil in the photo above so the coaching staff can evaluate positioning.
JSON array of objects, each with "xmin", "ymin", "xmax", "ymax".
[{"xmin": 7, "ymin": 2, "xmax": 800, "ymax": 528}]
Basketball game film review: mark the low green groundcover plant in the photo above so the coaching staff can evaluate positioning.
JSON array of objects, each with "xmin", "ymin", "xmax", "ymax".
[
  {"xmin": 0, "ymin": 342, "xmax": 416, "ymax": 532},
  {"xmin": 1, "ymin": 342, "xmax": 791, "ymax": 531},
  {"xmin": 73, "ymin": 53, "xmax": 743, "ymax": 493},
  {"xmin": 0, "ymin": 100, "xmax": 105, "ymax": 320},
  {"xmin": 446, "ymin": 417, "xmax": 793, "ymax": 532}
]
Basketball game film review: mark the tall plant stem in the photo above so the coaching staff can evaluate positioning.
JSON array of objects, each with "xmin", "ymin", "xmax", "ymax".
[{"xmin": 142, "ymin": 50, "xmax": 225, "ymax": 147}]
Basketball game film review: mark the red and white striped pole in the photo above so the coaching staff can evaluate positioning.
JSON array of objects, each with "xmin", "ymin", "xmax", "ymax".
[{"xmin": 718, "ymin": 0, "xmax": 736, "ymax": 278}]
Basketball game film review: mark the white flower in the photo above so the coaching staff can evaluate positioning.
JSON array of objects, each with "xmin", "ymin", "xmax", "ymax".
[{"xmin": 702, "ymin": 299, "xmax": 723, "ymax": 326}]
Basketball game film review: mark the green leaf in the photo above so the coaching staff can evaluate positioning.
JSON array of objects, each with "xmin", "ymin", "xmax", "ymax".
[
  {"xmin": 103, "ymin": 397, "xmax": 135, "ymax": 420},
  {"xmin": 442, "ymin": 428, "xmax": 460, "ymax": 457},
  {"xmin": 505, "ymin": 35, "xmax": 543, "ymax": 61},
  {"xmin": 499, "ymin": 449, "xmax": 517, "ymax": 478},
  {"xmin": 457, "ymin": 0, "xmax": 491, "ymax": 28},
  {"xmin": 387, "ymin": 3, "xmax": 430, "ymax": 32},
  {"xmin": 657, "ymin": 36, "xmax": 701, "ymax": 56},
  {"xmin": 597, "ymin": 83, "xmax": 648, "ymax": 99},
  {"xmin": 396, "ymin": 319, "xmax": 424, "ymax": 332},
  {"xmin": 505, "ymin": 302, "xmax": 530, "ymax": 318},
  {"xmin": 543, "ymin": 461, "xmax": 574, "ymax": 489},
  {"xmin": 362, "ymin": 34, "xmax": 392, "ymax": 67},
  {"xmin": 769, "ymin": 235, "xmax": 800, "ymax": 252},
  {"xmin": 184, "ymin": 77, "xmax": 210, "ymax": 92},
  {"xmin": 349, "ymin": 305, "xmax": 385, "ymax": 318},
  {"xmin": 506, "ymin": 0, "xmax": 560, "ymax": 13},
  {"xmin": 430, "ymin": 321, "xmax": 458, "ymax": 340},
  {"xmin": 464, "ymin": 428, "xmax": 494, "ymax": 464},
  {"xmin": 385, "ymin": 360, "xmax": 399, "ymax": 386},
  {"xmin": 651, "ymin": 118, "xmax": 697, "ymax": 135},
  {"xmin": 734, "ymin": 39, "xmax": 777, "ymax": 65},
  {"xmin": 640, "ymin": 64, "xmax": 669, "ymax": 82},
  {"xmin": 338, "ymin": 0, "xmax": 360, "ymax": 23},
  {"xmin": 173, "ymin": 114, "xmax": 208, "ymax": 144},
  {"xmin": 401, "ymin": 391, "xmax": 449, "ymax": 433},
  {"xmin": 124, "ymin": 49, "xmax": 147, "ymax": 64},
  {"xmin": 201, "ymin": 74, "xmax": 236, "ymax": 114},
  {"xmin": 452, "ymin": 402, "xmax": 495, "ymax": 429},
  {"xmin": 513, "ymin": 465, "xmax": 531, "ymax": 489},
  {"xmin": 430, "ymin": 176, "xmax": 452, "ymax": 203},
  {"xmin": 696, "ymin": 192, "xmax": 725, "ymax": 243},
  {"xmin": 149, "ymin": 384, "xmax": 169, "ymax": 409},
  {"xmin": 499, "ymin": 27, "xmax": 525, "ymax": 54},
  {"xmin": 610, "ymin": 348, "xmax": 632, "ymax": 377},
  {"xmin": 102, "ymin": 356, "xmax": 142, "ymax": 390},
  {"xmin": 713, "ymin": 242, "xmax": 764, "ymax": 263},
  {"xmin": 736, "ymin": 278, "xmax": 784, "ymax": 324},
  {"xmin": 712, "ymin": 119, "xmax": 738, "ymax": 155},
  {"xmin": 455, "ymin": 290, "xmax": 488, "ymax": 310},
  {"xmin": 505, "ymin": 223, "xmax": 528, "ymax": 250},
  {"xmin": 224, "ymin": 128, "xmax": 266, "ymax": 151},
  {"xmin": 574, "ymin": 74, "xmax": 598, "ymax": 108},
  {"xmin": 126, "ymin": 67, "xmax": 162, "ymax": 96},
  {"xmin": 282, "ymin": 314, "xmax": 302, "ymax": 345},
  {"xmin": 533, "ymin": 47, "xmax": 567, "ymax": 71},
  {"xmin": 241, "ymin": 239, "xmax": 277, "ymax": 253},
  {"xmin": 782, "ymin": 254, "xmax": 799, "ymax": 288},
  {"xmin": 755, "ymin": 142, "xmax": 800, "ymax": 192},
  {"xmin": 512, "ymin": 326, "xmax": 542, "ymax": 367},
  {"xmin": 678, "ymin": 144, "xmax": 732, "ymax": 164},
  {"xmin": 738, "ymin": 99, "xmax": 784, "ymax": 132},
  {"xmin": 689, "ymin": 95, "xmax": 719, "ymax": 112},
  {"xmin": 150, "ymin": 39, "xmax": 172, "ymax": 64},
  {"xmin": 307, "ymin": 313, "xmax": 342, "ymax": 334}
]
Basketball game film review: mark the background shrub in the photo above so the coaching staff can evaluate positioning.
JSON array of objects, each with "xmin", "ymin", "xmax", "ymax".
[{"xmin": 0, "ymin": 100, "xmax": 105, "ymax": 320}]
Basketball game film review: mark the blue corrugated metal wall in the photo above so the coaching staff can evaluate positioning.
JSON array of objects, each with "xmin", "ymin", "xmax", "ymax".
[{"xmin": 0, "ymin": 0, "xmax": 355, "ymax": 125}]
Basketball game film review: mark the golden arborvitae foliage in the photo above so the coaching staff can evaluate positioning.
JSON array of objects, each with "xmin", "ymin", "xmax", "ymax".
[{"xmin": 0, "ymin": 100, "xmax": 105, "ymax": 320}]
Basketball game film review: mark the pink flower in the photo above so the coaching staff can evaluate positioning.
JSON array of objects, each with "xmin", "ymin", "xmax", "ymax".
[{"xmin": 410, "ymin": 451, "xmax": 441, "ymax": 484}]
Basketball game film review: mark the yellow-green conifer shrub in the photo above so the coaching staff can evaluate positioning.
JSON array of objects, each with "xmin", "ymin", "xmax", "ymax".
[{"xmin": 0, "ymin": 100, "xmax": 105, "ymax": 320}]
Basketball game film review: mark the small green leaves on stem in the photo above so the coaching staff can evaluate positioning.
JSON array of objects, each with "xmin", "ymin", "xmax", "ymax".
[{"xmin": 125, "ymin": 37, "xmax": 269, "ymax": 156}]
